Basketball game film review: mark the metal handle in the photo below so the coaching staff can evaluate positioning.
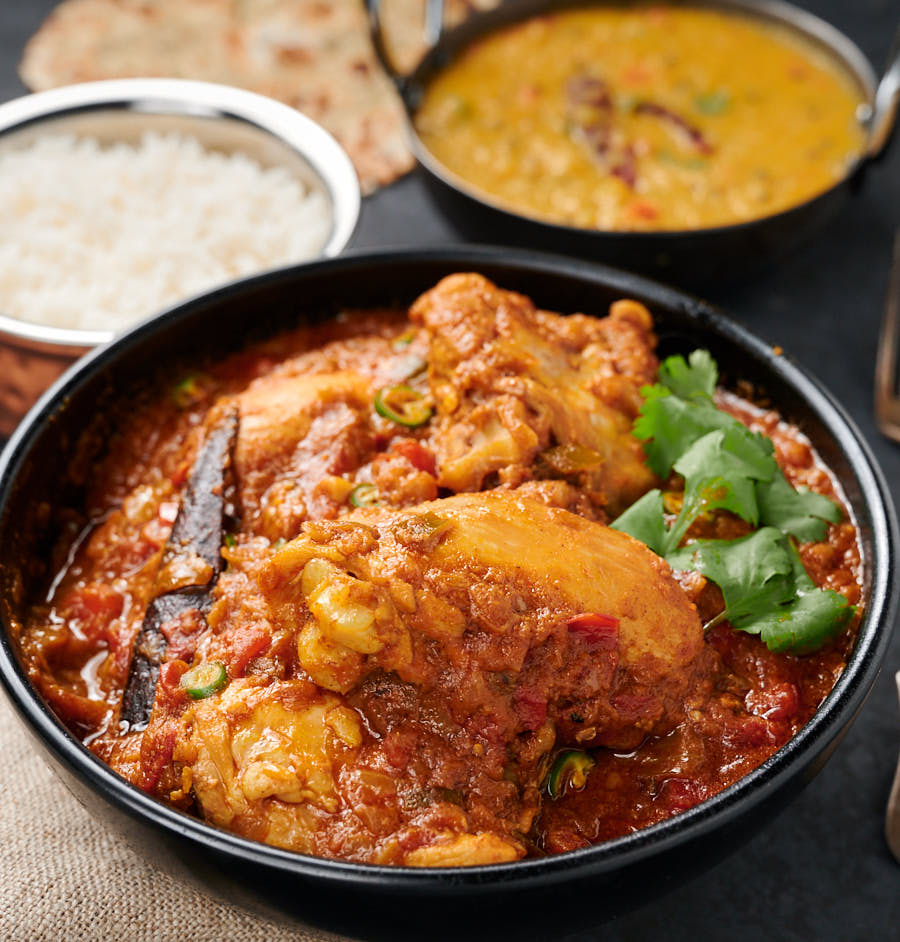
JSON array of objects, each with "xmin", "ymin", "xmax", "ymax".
[
  {"xmin": 885, "ymin": 671, "xmax": 900, "ymax": 863},
  {"xmin": 867, "ymin": 25, "xmax": 900, "ymax": 159},
  {"xmin": 366, "ymin": 0, "xmax": 447, "ymax": 91},
  {"xmin": 874, "ymin": 233, "xmax": 900, "ymax": 442}
]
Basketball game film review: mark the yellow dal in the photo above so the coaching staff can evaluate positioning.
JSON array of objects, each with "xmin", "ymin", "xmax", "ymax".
[{"xmin": 415, "ymin": 6, "xmax": 866, "ymax": 230}]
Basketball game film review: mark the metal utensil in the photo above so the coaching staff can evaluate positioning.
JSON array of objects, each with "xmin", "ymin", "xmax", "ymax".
[
  {"xmin": 874, "ymin": 233, "xmax": 900, "ymax": 442},
  {"xmin": 120, "ymin": 406, "xmax": 238, "ymax": 730},
  {"xmin": 886, "ymin": 672, "xmax": 900, "ymax": 862}
]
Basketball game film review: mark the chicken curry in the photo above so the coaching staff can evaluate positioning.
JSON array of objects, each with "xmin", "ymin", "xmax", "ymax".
[
  {"xmin": 17, "ymin": 274, "xmax": 862, "ymax": 866},
  {"xmin": 415, "ymin": 6, "xmax": 867, "ymax": 230}
]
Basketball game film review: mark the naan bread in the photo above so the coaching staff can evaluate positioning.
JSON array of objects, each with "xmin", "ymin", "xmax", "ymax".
[{"xmin": 20, "ymin": 0, "xmax": 499, "ymax": 193}]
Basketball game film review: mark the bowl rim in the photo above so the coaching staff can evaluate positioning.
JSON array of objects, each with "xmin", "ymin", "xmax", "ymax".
[
  {"xmin": 0, "ymin": 244, "xmax": 895, "ymax": 893},
  {"xmin": 0, "ymin": 77, "xmax": 361, "ymax": 350},
  {"xmin": 401, "ymin": 0, "xmax": 881, "ymax": 240}
]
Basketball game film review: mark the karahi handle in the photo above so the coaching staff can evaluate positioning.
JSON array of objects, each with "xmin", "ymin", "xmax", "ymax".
[
  {"xmin": 366, "ymin": 0, "xmax": 446, "ymax": 91},
  {"xmin": 867, "ymin": 24, "xmax": 900, "ymax": 160}
]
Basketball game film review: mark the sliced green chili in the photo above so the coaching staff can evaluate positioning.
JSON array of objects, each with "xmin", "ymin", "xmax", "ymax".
[
  {"xmin": 349, "ymin": 483, "xmax": 380, "ymax": 508},
  {"xmin": 392, "ymin": 331, "xmax": 416, "ymax": 350},
  {"xmin": 374, "ymin": 385, "xmax": 433, "ymax": 428},
  {"xmin": 544, "ymin": 749, "xmax": 595, "ymax": 799},
  {"xmin": 172, "ymin": 372, "xmax": 210, "ymax": 409},
  {"xmin": 181, "ymin": 662, "xmax": 227, "ymax": 700},
  {"xmin": 694, "ymin": 90, "xmax": 731, "ymax": 116}
]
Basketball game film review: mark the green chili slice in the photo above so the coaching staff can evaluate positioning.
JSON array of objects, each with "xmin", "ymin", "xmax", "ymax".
[
  {"xmin": 392, "ymin": 331, "xmax": 416, "ymax": 351},
  {"xmin": 374, "ymin": 385, "xmax": 433, "ymax": 428},
  {"xmin": 349, "ymin": 483, "xmax": 380, "ymax": 508},
  {"xmin": 544, "ymin": 749, "xmax": 595, "ymax": 799},
  {"xmin": 172, "ymin": 372, "xmax": 211, "ymax": 409},
  {"xmin": 694, "ymin": 90, "xmax": 731, "ymax": 116},
  {"xmin": 181, "ymin": 662, "xmax": 227, "ymax": 700}
]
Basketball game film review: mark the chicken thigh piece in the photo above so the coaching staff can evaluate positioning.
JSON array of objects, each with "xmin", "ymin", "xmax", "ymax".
[
  {"xmin": 410, "ymin": 273, "xmax": 658, "ymax": 512},
  {"xmin": 261, "ymin": 491, "xmax": 705, "ymax": 738},
  {"xmin": 170, "ymin": 491, "xmax": 706, "ymax": 866},
  {"xmin": 232, "ymin": 370, "xmax": 375, "ymax": 538}
]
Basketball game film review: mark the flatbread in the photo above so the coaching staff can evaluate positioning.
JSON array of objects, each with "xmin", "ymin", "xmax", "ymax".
[
  {"xmin": 20, "ymin": 0, "xmax": 498, "ymax": 193},
  {"xmin": 380, "ymin": 0, "xmax": 503, "ymax": 75}
]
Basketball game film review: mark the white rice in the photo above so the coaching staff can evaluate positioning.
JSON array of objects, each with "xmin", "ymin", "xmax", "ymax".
[{"xmin": 0, "ymin": 131, "xmax": 333, "ymax": 332}]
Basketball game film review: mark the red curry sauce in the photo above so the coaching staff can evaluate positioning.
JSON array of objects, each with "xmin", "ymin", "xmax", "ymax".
[{"xmin": 15, "ymin": 287, "xmax": 862, "ymax": 864}]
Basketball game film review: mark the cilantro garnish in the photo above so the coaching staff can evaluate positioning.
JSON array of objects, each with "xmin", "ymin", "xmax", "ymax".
[
  {"xmin": 633, "ymin": 385, "xmax": 736, "ymax": 478},
  {"xmin": 611, "ymin": 349, "xmax": 853, "ymax": 654},
  {"xmin": 667, "ymin": 528, "xmax": 796, "ymax": 630},
  {"xmin": 756, "ymin": 471, "xmax": 841, "ymax": 543},
  {"xmin": 667, "ymin": 427, "xmax": 772, "ymax": 549},
  {"xmin": 613, "ymin": 489, "xmax": 667, "ymax": 555},
  {"xmin": 658, "ymin": 348, "xmax": 718, "ymax": 400},
  {"xmin": 738, "ymin": 541, "xmax": 855, "ymax": 654}
]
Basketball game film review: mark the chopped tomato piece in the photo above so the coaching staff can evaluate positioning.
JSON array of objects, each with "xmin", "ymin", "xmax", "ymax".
[
  {"xmin": 157, "ymin": 660, "xmax": 190, "ymax": 706},
  {"xmin": 746, "ymin": 681, "xmax": 800, "ymax": 723},
  {"xmin": 159, "ymin": 609, "xmax": 207, "ymax": 662},
  {"xmin": 139, "ymin": 722, "xmax": 178, "ymax": 793},
  {"xmin": 514, "ymin": 687, "xmax": 547, "ymax": 731},
  {"xmin": 227, "ymin": 624, "xmax": 270, "ymax": 677},
  {"xmin": 391, "ymin": 438, "xmax": 437, "ymax": 476},
  {"xmin": 610, "ymin": 692, "xmax": 661, "ymax": 724},
  {"xmin": 58, "ymin": 584, "xmax": 124, "ymax": 647},
  {"xmin": 629, "ymin": 200, "xmax": 659, "ymax": 220},
  {"xmin": 382, "ymin": 728, "xmax": 417, "ymax": 769},
  {"xmin": 659, "ymin": 777, "xmax": 703, "ymax": 812},
  {"xmin": 567, "ymin": 613, "xmax": 620, "ymax": 648}
]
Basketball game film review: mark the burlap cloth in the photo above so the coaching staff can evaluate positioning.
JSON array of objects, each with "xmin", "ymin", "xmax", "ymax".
[{"xmin": 0, "ymin": 692, "xmax": 340, "ymax": 942}]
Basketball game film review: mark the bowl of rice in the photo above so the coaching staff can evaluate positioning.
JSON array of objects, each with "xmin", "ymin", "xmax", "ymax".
[{"xmin": 0, "ymin": 77, "xmax": 360, "ymax": 434}]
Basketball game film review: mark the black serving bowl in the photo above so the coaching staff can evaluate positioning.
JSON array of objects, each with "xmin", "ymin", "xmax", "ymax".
[
  {"xmin": 0, "ymin": 247, "xmax": 895, "ymax": 937},
  {"xmin": 368, "ymin": 0, "xmax": 900, "ymax": 288}
]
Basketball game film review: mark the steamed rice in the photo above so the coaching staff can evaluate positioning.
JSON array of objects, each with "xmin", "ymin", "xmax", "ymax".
[{"xmin": 0, "ymin": 131, "xmax": 333, "ymax": 332}]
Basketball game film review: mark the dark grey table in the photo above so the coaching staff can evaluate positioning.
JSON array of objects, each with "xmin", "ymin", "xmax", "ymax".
[{"xmin": 1, "ymin": 2, "xmax": 898, "ymax": 939}]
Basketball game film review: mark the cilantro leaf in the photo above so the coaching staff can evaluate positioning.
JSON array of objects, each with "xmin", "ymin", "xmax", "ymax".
[
  {"xmin": 634, "ymin": 387, "xmax": 736, "ymax": 477},
  {"xmin": 740, "ymin": 586, "xmax": 854, "ymax": 654},
  {"xmin": 610, "ymin": 489, "xmax": 666, "ymax": 555},
  {"xmin": 634, "ymin": 355, "xmax": 774, "ymax": 480},
  {"xmin": 658, "ymin": 349, "xmax": 718, "ymax": 400},
  {"xmin": 757, "ymin": 470, "xmax": 842, "ymax": 542},
  {"xmin": 667, "ymin": 528, "xmax": 796, "ymax": 625},
  {"xmin": 664, "ymin": 427, "xmax": 776, "ymax": 552},
  {"xmin": 668, "ymin": 530, "xmax": 854, "ymax": 652},
  {"xmin": 619, "ymin": 347, "xmax": 854, "ymax": 655},
  {"xmin": 736, "ymin": 542, "xmax": 854, "ymax": 654}
]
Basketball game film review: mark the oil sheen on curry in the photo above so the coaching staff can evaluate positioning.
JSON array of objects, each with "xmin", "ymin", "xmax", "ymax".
[
  {"xmin": 415, "ymin": 6, "xmax": 866, "ymax": 230},
  {"xmin": 18, "ymin": 274, "xmax": 861, "ymax": 867}
]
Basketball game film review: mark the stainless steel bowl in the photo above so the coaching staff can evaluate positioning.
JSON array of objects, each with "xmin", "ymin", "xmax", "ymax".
[{"xmin": 0, "ymin": 78, "xmax": 361, "ymax": 435}]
